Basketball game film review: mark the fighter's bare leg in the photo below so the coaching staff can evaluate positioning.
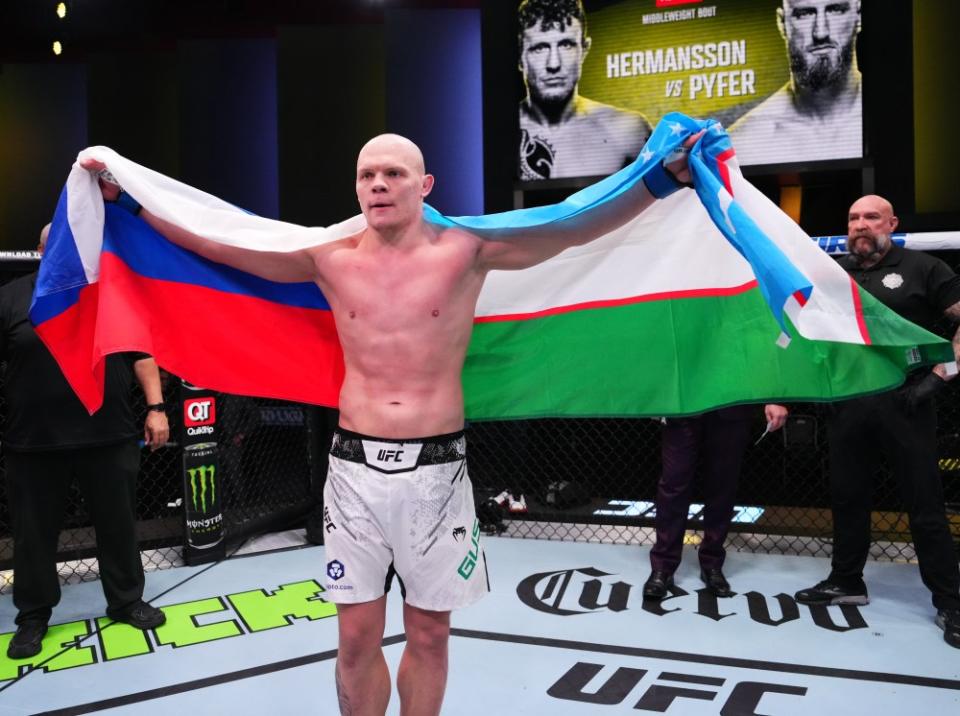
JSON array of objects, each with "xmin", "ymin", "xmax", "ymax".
[
  {"xmin": 397, "ymin": 603, "xmax": 450, "ymax": 716},
  {"xmin": 336, "ymin": 596, "xmax": 390, "ymax": 716}
]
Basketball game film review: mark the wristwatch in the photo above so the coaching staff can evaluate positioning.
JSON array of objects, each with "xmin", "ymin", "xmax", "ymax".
[
  {"xmin": 146, "ymin": 402, "xmax": 166, "ymax": 413},
  {"xmin": 114, "ymin": 191, "xmax": 142, "ymax": 216}
]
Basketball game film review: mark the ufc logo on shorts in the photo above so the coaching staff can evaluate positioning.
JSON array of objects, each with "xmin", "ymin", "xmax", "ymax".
[
  {"xmin": 184, "ymin": 398, "xmax": 216, "ymax": 427},
  {"xmin": 361, "ymin": 440, "xmax": 422, "ymax": 472},
  {"xmin": 376, "ymin": 449, "xmax": 404, "ymax": 462}
]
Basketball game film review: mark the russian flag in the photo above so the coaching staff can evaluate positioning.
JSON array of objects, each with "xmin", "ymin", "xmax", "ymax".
[{"xmin": 30, "ymin": 150, "xmax": 346, "ymax": 414}]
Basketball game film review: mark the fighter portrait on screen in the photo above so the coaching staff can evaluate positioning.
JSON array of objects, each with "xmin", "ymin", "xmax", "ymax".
[
  {"xmin": 517, "ymin": 0, "xmax": 652, "ymax": 180},
  {"xmin": 728, "ymin": 0, "xmax": 863, "ymax": 166}
]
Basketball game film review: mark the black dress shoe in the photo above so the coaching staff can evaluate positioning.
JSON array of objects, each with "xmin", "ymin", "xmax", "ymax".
[
  {"xmin": 106, "ymin": 600, "xmax": 166, "ymax": 630},
  {"xmin": 7, "ymin": 620, "xmax": 48, "ymax": 659},
  {"xmin": 700, "ymin": 567, "xmax": 734, "ymax": 598},
  {"xmin": 643, "ymin": 570, "xmax": 674, "ymax": 600},
  {"xmin": 794, "ymin": 579, "xmax": 868, "ymax": 606},
  {"xmin": 936, "ymin": 608, "xmax": 960, "ymax": 649}
]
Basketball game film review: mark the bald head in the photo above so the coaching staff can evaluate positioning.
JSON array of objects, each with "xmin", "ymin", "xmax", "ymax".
[
  {"xmin": 849, "ymin": 194, "xmax": 894, "ymax": 219},
  {"xmin": 355, "ymin": 133, "xmax": 434, "ymax": 236},
  {"xmin": 358, "ymin": 134, "xmax": 426, "ymax": 176},
  {"xmin": 847, "ymin": 194, "xmax": 897, "ymax": 266},
  {"xmin": 39, "ymin": 223, "xmax": 51, "ymax": 255}
]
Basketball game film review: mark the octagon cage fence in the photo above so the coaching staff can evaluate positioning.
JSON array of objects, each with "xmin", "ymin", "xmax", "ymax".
[{"xmin": 0, "ymin": 254, "xmax": 958, "ymax": 595}]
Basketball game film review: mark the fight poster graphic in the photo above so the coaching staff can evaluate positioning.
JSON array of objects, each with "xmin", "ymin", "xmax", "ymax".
[{"xmin": 517, "ymin": 0, "xmax": 863, "ymax": 179}]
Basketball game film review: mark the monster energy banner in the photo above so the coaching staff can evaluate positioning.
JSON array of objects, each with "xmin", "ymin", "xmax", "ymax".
[{"xmin": 180, "ymin": 381, "xmax": 225, "ymax": 564}]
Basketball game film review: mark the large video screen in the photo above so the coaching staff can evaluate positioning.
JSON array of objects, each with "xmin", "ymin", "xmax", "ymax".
[{"xmin": 517, "ymin": 0, "xmax": 863, "ymax": 180}]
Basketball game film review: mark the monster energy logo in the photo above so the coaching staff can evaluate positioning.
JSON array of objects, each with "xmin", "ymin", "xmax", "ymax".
[{"xmin": 187, "ymin": 465, "xmax": 217, "ymax": 514}]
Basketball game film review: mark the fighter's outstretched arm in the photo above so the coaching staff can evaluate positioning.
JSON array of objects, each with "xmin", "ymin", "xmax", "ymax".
[
  {"xmin": 141, "ymin": 207, "xmax": 318, "ymax": 283},
  {"xmin": 79, "ymin": 158, "xmax": 319, "ymax": 284},
  {"xmin": 476, "ymin": 131, "xmax": 702, "ymax": 272},
  {"xmin": 933, "ymin": 299, "xmax": 960, "ymax": 382}
]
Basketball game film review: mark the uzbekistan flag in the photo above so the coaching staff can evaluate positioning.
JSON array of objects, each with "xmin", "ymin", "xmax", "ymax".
[{"xmin": 32, "ymin": 113, "xmax": 952, "ymax": 417}]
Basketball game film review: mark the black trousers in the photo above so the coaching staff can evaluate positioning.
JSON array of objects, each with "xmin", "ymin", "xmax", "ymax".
[
  {"xmin": 650, "ymin": 405, "xmax": 754, "ymax": 574},
  {"xmin": 827, "ymin": 391, "xmax": 960, "ymax": 610},
  {"xmin": 5, "ymin": 440, "xmax": 145, "ymax": 624}
]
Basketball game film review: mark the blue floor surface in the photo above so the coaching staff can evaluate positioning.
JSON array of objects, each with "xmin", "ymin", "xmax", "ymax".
[{"xmin": 1, "ymin": 538, "xmax": 958, "ymax": 715}]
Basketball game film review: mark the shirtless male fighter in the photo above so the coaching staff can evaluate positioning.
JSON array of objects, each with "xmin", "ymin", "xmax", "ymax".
[{"xmin": 83, "ymin": 131, "xmax": 695, "ymax": 715}]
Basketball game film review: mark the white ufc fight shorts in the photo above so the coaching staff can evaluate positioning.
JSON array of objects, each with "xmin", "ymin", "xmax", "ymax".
[{"xmin": 321, "ymin": 428, "xmax": 489, "ymax": 611}]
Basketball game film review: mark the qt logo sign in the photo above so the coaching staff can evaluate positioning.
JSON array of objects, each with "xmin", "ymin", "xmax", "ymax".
[{"xmin": 184, "ymin": 398, "xmax": 216, "ymax": 427}]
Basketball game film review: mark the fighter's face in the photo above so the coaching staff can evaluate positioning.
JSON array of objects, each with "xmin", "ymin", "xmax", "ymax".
[
  {"xmin": 779, "ymin": 0, "xmax": 860, "ymax": 91},
  {"xmin": 520, "ymin": 19, "xmax": 590, "ymax": 106},
  {"xmin": 356, "ymin": 147, "xmax": 433, "ymax": 233},
  {"xmin": 847, "ymin": 196, "xmax": 897, "ymax": 261}
]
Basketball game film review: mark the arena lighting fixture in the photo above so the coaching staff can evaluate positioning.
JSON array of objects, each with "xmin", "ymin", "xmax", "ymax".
[
  {"xmin": 52, "ymin": 40, "xmax": 63, "ymax": 56},
  {"xmin": 56, "ymin": 2, "xmax": 67, "ymax": 19}
]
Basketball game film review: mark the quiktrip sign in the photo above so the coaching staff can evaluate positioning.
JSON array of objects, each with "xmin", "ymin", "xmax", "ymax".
[{"xmin": 180, "ymin": 381, "xmax": 225, "ymax": 564}]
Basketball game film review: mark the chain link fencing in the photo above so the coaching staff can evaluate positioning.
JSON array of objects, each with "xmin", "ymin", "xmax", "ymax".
[
  {"xmin": 1, "ymin": 252, "xmax": 959, "ymax": 596},
  {"xmin": 468, "ymin": 394, "xmax": 960, "ymax": 564},
  {"xmin": 0, "ymin": 378, "xmax": 323, "ymax": 594},
  {"xmin": 0, "ymin": 258, "xmax": 328, "ymax": 595}
]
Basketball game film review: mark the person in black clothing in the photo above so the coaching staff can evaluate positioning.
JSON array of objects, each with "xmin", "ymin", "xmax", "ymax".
[
  {"xmin": 644, "ymin": 404, "xmax": 787, "ymax": 600},
  {"xmin": 794, "ymin": 195, "xmax": 960, "ymax": 649},
  {"xmin": 2, "ymin": 224, "xmax": 170, "ymax": 660}
]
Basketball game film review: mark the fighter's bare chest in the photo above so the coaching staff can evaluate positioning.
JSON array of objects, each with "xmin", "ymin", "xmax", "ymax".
[{"xmin": 326, "ymin": 249, "xmax": 478, "ymax": 322}]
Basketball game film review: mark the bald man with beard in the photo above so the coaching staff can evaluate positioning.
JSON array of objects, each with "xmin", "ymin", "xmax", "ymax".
[
  {"xmin": 794, "ymin": 195, "xmax": 960, "ymax": 650},
  {"xmin": 728, "ymin": 0, "xmax": 862, "ymax": 165},
  {"xmin": 84, "ymin": 131, "xmax": 698, "ymax": 714}
]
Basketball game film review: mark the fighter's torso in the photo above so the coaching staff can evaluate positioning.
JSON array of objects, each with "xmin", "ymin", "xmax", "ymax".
[
  {"xmin": 727, "ymin": 82, "xmax": 863, "ymax": 165},
  {"xmin": 316, "ymin": 229, "xmax": 485, "ymax": 438},
  {"xmin": 519, "ymin": 100, "xmax": 649, "ymax": 180}
]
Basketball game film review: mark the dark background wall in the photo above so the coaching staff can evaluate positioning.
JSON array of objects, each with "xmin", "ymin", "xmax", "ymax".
[
  {"xmin": 0, "ymin": 0, "xmax": 957, "ymax": 248},
  {"xmin": 0, "ymin": 1, "xmax": 485, "ymax": 247},
  {"xmin": 913, "ymin": 0, "xmax": 960, "ymax": 217},
  {"xmin": 386, "ymin": 8, "xmax": 484, "ymax": 217},
  {"xmin": 178, "ymin": 38, "xmax": 279, "ymax": 219},
  {"xmin": 0, "ymin": 62, "xmax": 88, "ymax": 249},
  {"xmin": 277, "ymin": 23, "xmax": 387, "ymax": 227}
]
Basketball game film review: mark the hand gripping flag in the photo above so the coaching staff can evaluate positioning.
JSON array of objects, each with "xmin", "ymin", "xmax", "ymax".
[{"xmin": 31, "ymin": 113, "xmax": 952, "ymax": 417}]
